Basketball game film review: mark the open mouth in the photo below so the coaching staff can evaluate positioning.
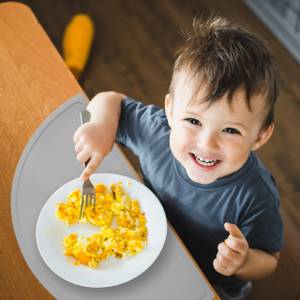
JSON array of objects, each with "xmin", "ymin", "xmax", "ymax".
[{"xmin": 191, "ymin": 153, "xmax": 221, "ymax": 168}]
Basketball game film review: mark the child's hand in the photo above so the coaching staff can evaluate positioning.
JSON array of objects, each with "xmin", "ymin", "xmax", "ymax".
[
  {"xmin": 73, "ymin": 120, "xmax": 114, "ymax": 181},
  {"xmin": 213, "ymin": 223, "xmax": 249, "ymax": 276}
]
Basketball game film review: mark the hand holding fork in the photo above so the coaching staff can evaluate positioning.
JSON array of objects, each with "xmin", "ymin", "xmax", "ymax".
[{"xmin": 78, "ymin": 109, "xmax": 96, "ymax": 219}]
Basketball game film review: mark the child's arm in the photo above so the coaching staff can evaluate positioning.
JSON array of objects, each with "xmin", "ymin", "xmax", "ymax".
[
  {"xmin": 73, "ymin": 91, "xmax": 125, "ymax": 181},
  {"xmin": 235, "ymin": 248, "xmax": 279, "ymax": 280},
  {"xmin": 213, "ymin": 223, "xmax": 280, "ymax": 280}
]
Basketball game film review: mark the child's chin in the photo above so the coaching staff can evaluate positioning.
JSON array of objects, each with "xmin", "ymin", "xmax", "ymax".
[{"xmin": 187, "ymin": 172, "xmax": 217, "ymax": 185}]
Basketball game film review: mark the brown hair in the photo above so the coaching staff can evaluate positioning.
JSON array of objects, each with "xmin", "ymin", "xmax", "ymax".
[{"xmin": 169, "ymin": 16, "xmax": 279, "ymax": 129}]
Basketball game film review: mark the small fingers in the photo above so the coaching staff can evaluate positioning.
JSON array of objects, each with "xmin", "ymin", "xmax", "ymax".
[
  {"xmin": 225, "ymin": 237, "xmax": 248, "ymax": 255},
  {"xmin": 74, "ymin": 140, "xmax": 84, "ymax": 154},
  {"xmin": 76, "ymin": 147, "xmax": 92, "ymax": 164},
  {"xmin": 73, "ymin": 129, "xmax": 81, "ymax": 143},
  {"xmin": 218, "ymin": 242, "xmax": 240, "ymax": 262},
  {"xmin": 213, "ymin": 257, "xmax": 232, "ymax": 276},
  {"xmin": 224, "ymin": 223, "xmax": 246, "ymax": 240},
  {"xmin": 80, "ymin": 153, "xmax": 103, "ymax": 181},
  {"xmin": 216, "ymin": 252, "xmax": 233, "ymax": 267},
  {"xmin": 73, "ymin": 124, "xmax": 88, "ymax": 143}
]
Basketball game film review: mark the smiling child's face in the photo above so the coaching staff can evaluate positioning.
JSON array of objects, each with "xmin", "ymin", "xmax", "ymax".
[{"xmin": 165, "ymin": 73, "xmax": 274, "ymax": 184}]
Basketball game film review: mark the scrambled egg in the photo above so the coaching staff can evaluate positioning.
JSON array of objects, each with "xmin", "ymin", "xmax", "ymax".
[{"xmin": 56, "ymin": 182, "xmax": 147, "ymax": 268}]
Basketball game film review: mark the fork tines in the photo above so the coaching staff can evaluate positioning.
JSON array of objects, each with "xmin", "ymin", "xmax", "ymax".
[{"xmin": 79, "ymin": 193, "xmax": 96, "ymax": 219}]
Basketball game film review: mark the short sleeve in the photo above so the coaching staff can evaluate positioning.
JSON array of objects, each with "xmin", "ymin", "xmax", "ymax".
[
  {"xmin": 116, "ymin": 97, "xmax": 167, "ymax": 157},
  {"xmin": 240, "ymin": 197, "xmax": 284, "ymax": 253}
]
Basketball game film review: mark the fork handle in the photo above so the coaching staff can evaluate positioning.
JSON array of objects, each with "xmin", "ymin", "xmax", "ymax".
[
  {"xmin": 80, "ymin": 108, "xmax": 91, "ymax": 124},
  {"xmin": 80, "ymin": 108, "xmax": 91, "ymax": 168}
]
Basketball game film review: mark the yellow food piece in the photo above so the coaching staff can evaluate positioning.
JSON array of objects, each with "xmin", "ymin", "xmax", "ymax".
[
  {"xmin": 62, "ymin": 14, "xmax": 94, "ymax": 79},
  {"xmin": 56, "ymin": 182, "xmax": 147, "ymax": 268}
]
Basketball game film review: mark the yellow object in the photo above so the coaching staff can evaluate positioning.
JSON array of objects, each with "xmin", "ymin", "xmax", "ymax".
[
  {"xmin": 62, "ymin": 14, "xmax": 94, "ymax": 79},
  {"xmin": 56, "ymin": 182, "xmax": 148, "ymax": 268}
]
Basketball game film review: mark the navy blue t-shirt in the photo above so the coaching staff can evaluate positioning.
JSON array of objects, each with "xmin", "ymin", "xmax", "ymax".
[{"xmin": 116, "ymin": 97, "xmax": 284, "ymax": 291}]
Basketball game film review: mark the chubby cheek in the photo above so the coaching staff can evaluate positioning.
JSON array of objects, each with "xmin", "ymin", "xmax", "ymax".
[
  {"xmin": 169, "ymin": 127, "xmax": 192, "ymax": 157},
  {"xmin": 223, "ymin": 140, "xmax": 251, "ymax": 169}
]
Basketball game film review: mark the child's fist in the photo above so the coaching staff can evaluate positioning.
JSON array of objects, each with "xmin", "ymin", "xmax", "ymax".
[
  {"xmin": 73, "ymin": 121, "xmax": 107, "ymax": 181},
  {"xmin": 213, "ymin": 223, "xmax": 249, "ymax": 276}
]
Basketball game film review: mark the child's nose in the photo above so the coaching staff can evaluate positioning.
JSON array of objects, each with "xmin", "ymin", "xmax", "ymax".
[{"xmin": 196, "ymin": 131, "xmax": 219, "ymax": 151}]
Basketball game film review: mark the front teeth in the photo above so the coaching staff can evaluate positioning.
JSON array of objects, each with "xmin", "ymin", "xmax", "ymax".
[{"xmin": 194, "ymin": 155, "xmax": 218, "ymax": 166}]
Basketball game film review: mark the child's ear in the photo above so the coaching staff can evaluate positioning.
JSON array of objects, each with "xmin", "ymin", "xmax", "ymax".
[
  {"xmin": 165, "ymin": 93, "xmax": 173, "ymax": 127},
  {"xmin": 252, "ymin": 123, "xmax": 274, "ymax": 151}
]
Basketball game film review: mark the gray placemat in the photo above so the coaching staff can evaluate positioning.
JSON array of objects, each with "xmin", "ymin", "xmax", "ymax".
[{"xmin": 11, "ymin": 93, "xmax": 216, "ymax": 300}]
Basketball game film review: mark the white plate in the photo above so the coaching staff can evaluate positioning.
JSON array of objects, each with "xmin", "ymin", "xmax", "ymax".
[{"xmin": 36, "ymin": 173, "xmax": 167, "ymax": 288}]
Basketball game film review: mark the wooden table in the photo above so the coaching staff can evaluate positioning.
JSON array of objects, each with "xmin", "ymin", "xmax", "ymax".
[
  {"xmin": 0, "ymin": 2, "xmax": 80, "ymax": 299},
  {"xmin": 0, "ymin": 3, "xmax": 219, "ymax": 299}
]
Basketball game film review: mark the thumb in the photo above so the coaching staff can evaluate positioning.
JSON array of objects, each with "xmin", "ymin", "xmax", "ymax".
[
  {"xmin": 80, "ymin": 153, "xmax": 102, "ymax": 181},
  {"xmin": 224, "ymin": 223, "xmax": 245, "ymax": 240}
]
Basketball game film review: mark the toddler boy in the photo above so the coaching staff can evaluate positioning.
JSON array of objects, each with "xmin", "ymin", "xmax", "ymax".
[{"xmin": 73, "ymin": 16, "xmax": 283, "ymax": 300}]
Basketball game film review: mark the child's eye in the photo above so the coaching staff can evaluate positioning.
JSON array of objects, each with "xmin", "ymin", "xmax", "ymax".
[
  {"xmin": 184, "ymin": 118, "xmax": 201, "ymax": 126},
  {"xmin": 223, "ymin": 127, "xmax": 241, "ymax": 135}
]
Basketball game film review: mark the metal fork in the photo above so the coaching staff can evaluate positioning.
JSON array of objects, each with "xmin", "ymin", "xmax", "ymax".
[{"xmin": 79, "ymin": 109, "xmax": 96, "ymax": 219}]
